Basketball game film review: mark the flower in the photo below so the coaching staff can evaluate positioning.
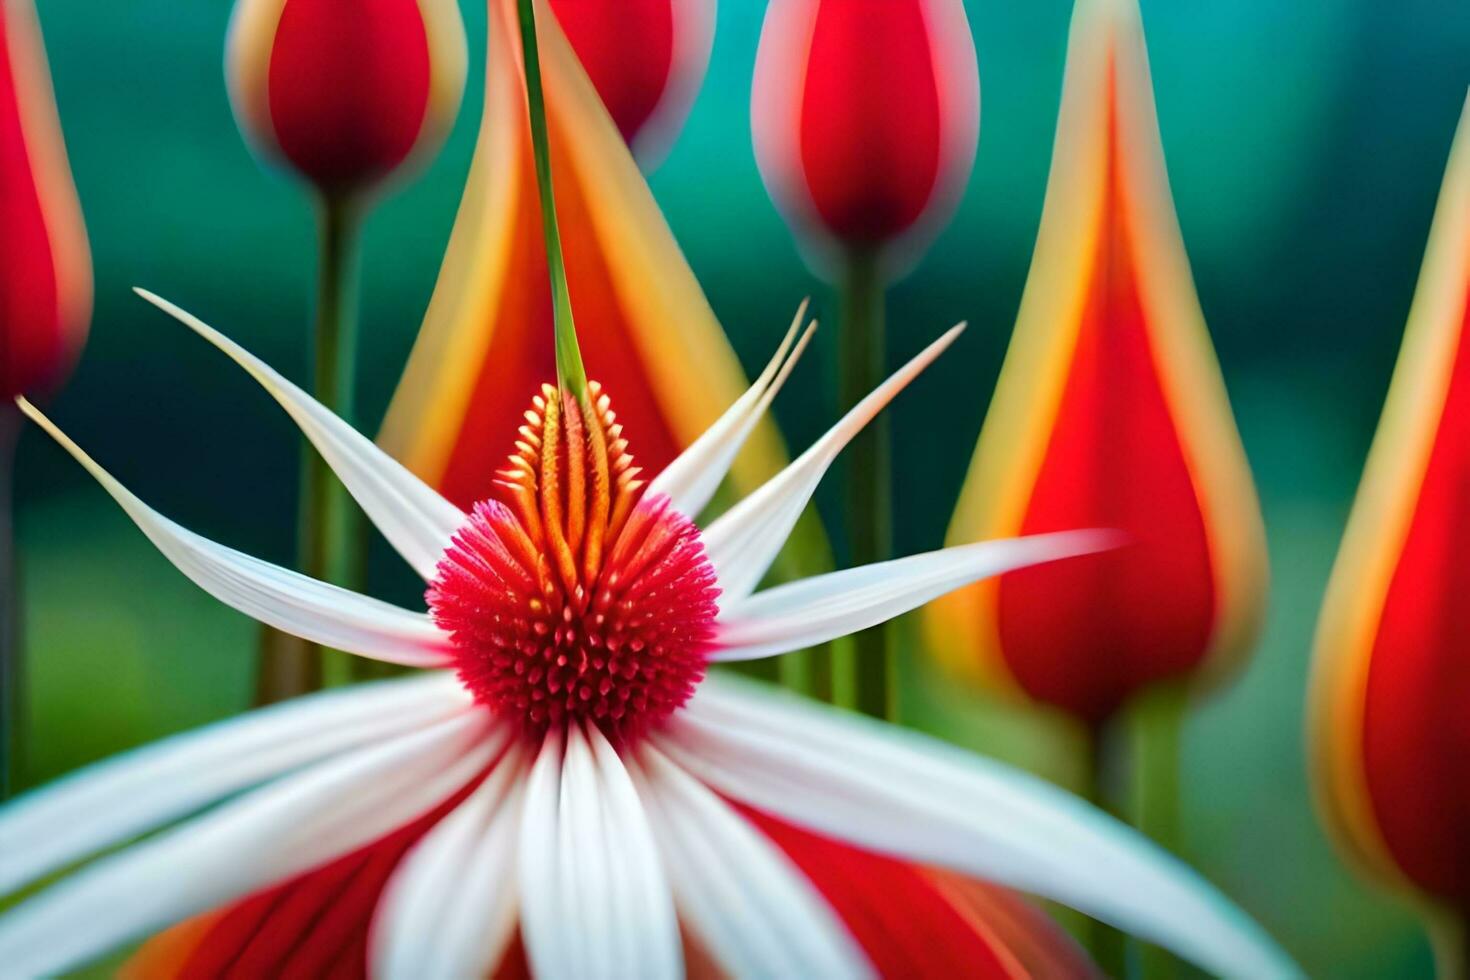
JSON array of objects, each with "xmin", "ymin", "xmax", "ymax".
[
  {"xmin": 750, "ymin": 0, "xmax": 979, "ymax": 277},
  {"xmin": 922, "ymin": 0, "xmax": 1267, "ymax": 727},
  {"xmin": 0, "ymin": 292, "xmax": 1295, "ymax": 978},
  {"xmin": 225, "ymin": 0, "xmax": 468, "ymax": 198},
  {"xmin": 547, "ymin": 0, "xmax": 714, "ymax": 170},
  {"xmin": 0, "ymin": 0, "xmax": 90, "ymax": 399},
  {"xmin": 381, "ymin": 0, "xmax": 788, "ymax": 513},
  {"xmin": 1309, "ymin": 94, "xmax": 1470, "ymax": 911}
]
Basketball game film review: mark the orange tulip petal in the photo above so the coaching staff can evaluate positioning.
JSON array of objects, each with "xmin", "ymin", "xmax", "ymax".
[
  {"xmin": 924, "ymin": 0, "xmax": 1266, "ymax": 722},
  {"xmin": 381, "ymin": 0, "xmax": 787, "ymax": 511},
  {"xmin": 1309, "ymin": 93, "xmax": 1470, "ymax": 903}
]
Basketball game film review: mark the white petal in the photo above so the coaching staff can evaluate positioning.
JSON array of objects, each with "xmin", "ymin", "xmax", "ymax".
[
  {"xmin": 0, "ymin": 712, "xmax": 501, "ymax": 979},
  {"xmin": 0, "ymin": 672, "xmax": 467, "ymax": 895},
  {"xmin": 647, "ymin": 302, "xmax": 815, "ymax": 519},
  {"xmin": 702, "ymin": 324, "xmax": 965, "ymax": 599},
  {"xmin": 518, "ymin": 728, "xmax": 681, "ymax": 980},
  {"xmin": 371, "ymin": 743, "xmax": 526, "ymax": 980},
  {"xmin": 630, "ymin": 743, "xmax": 872, "ymax": 978},
  {"xmin": 657, "ymin": 678, "xmax": 1300, "ymax": 980},
  {"xmin": 135, "ymin": 289, "xmax": 467, "ymax": 581},
  {"xmin": 586, "ymin": 727, "xmax": 682, "ymax": 980},
  {"xmin": 16, "ymin": 398, "xmax": 453, "ymax": 668},
  {"xmin": 713, "ymin": 531, "xmax": 1113, "ymax": 661}
]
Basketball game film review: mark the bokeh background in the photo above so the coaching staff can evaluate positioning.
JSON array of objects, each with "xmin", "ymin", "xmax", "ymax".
[{"xmin": 13, "ymin": 1, "xmax": 1470, "ymax": 975}]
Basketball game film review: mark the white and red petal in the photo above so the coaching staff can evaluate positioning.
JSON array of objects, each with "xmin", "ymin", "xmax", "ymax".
[
  {"xmin": 0, "ymin": 712, "xmax": 498, "ymax": 977},
  {"xmin": 713, "ymin": 531, "xmax": 1111, "ymax": 662},
  {"xmin": 701, "ymin": 323, "xmax": 964, "ymax": 600},
  {"xmin": 647, "ymin": 301, "xmax": 814, "ymax": 520},
  {"xmin": 0, "ymin": 672, "xmax": 466, "ymax": 896},
  {"xmin": 15, "ymin": 398, "xmax": 454, "ymax": 668},
  {"xmin": 371, "ymin": 743, "xmax": 528, "ymax": 979},
  {"xmin": 517, "ymin": 727, "xmax": 682, "ymax": 979},
  {"xmin": 631, "ymin": 743, "xmax": 872, "ymax": 976},
  {"xmin": 658, "ymin": 676, "xmax": 1298, "ymax": 979},
  {"xmin": 136, "ymin": 291, "xmax": 466, "ymax": 582}
]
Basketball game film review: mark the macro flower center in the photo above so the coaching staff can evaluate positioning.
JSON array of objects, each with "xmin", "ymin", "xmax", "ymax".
[{"xmin": 428, "ymin": 383, "xmax": 720, "ymax": 743}]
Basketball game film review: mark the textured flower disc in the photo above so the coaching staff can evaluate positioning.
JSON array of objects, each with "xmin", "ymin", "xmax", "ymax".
[{"xmin": 429, "ymin": 382, "xmax": 719, "ymax": 743}]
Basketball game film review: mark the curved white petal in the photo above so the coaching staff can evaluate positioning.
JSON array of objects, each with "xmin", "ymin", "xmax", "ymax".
[
  {"xmin": 16, "ymin": 398, "xmax": 453, "ymax": 668},
  {"xmin": 372, "ymin": 743, "xmax": 526, "ymax": 980},
  {"xmin": 518, "ymin": 728, "xmax": 681, "ymax": 980},
  {"xmin": 648, "ymin": 302, "xmax": 815, "ymax": 519},
  {"xmin": 631, "ymin": 743, "xmax": 872, "ymax": 978},
  {"xmin": 586, "ymin": 727, "xmax": 682, "ymax": 980},
  {"xmin": 135, "ymin": 289, "xmax": 467, "ymax": 581},
  {"xmin": 713, "ymin": 531, "xmax": 1113, "ymax": 661},
  {"xmin": 0, "ymin": 712, "xmax": 500, "ymax": 979},
  {"xmin": 0, "ymin": 672, "xmax": 467, "ymax": 895},
  {"xmin": 702, "ymin": 324, "xmax": 965, "ymax": 599},
  {"xmin": 657, "ymin": 678, "xmax": 1300, "ymax": 980}
]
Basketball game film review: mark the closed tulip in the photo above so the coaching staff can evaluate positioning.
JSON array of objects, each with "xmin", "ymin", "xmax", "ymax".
[
  {"xmin": 1309, "ymin": 93, "xmax": 1470, "ymax": 967},
  {"xmin": 0, "ymin": 0, "xmax": 90, "ymax": 401},
  {"xmin": 225, "ymin": 0, "xmax": 467, "ymax": 198},
  {"xmin": 924, "ymin": 0, "xmax": 1267, "ymax": 729},
  {"xmin": 751, "ymin": 0, "xmax": 978, "ymax": 277},
  {"xmin": 548, "ymin": 0, "xmax": 714, "ymax": 170}
]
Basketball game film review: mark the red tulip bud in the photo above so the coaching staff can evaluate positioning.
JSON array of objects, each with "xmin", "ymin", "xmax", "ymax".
[
  {"xmin": 0, "ymin": 0, "xmax": 91, "ymax": 399},
  {"xmin": 548, "ymin": 0, "xmax": 714, "ymax": 170},
  {"xmin": 751, "ymin": 0, "xmax": 978, "ymax": 276},
  {"xmin": 225, "ymin": 0, "xmax": 468, "ymax": 198}
]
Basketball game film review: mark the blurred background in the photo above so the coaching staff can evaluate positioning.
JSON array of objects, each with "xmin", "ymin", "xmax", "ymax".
[{"xmin": 12, "ymin": 0, "xmax": 1469, "ymax": 975}]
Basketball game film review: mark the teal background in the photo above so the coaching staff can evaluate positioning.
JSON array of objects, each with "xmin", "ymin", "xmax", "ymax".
[{"xmin": 12, "ymin": 0, "xmax": 1470, "ymax": 975}]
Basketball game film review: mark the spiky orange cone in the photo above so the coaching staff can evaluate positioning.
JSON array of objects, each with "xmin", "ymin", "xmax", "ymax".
[
  {"xmin": 1309, "ymin": 93, "xmax": 1470, "ymax": 975},
  {"xmin": 924, "ymin": 0, "xmax": 1266, "ymax": 730}
]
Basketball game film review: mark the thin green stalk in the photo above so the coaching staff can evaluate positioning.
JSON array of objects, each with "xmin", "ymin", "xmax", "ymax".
[
  {"xmin": 1082, "ymin": 721, "xmax": 1129, "ymax": 977},
  {"xmin": 516, "ymin": 0, "xmax": 586, "ymax": 400},
  {"xmin": 256, "ymin": 194, "xmax": 364, "ymax": 703},
  {"xmin": 1430, "ymin": 910, "xmax": 1468, "ymax": 980},
  {"xmin": 832, "ymin": 246, "xmax": 893, "ymax": 718},
  {"xmin": 1126, "ymin": 684, "xmax": 1187, "ymax": 980},
  {"xmin": 1, "ymin": 405, "xmax": 21, "ymax": 799}
]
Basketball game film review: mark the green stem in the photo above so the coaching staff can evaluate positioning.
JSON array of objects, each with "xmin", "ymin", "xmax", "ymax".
[
  {"xmin": 1, "ymin": 405, "xmax": 20, "ymax": 799},
  {"xmin": 1082, "ymin": 722, "xmax": 1129, "ymax": 977},
  {"xmin": 832, "ymin": 246, "xmax": 893, "ymax": 718},
  {"xmin": 516, "ymin": 0, "xmax": 586, "ymax": 400},
  {"xmin": 1430, "ymin": 911, "xmax": 1468, "ymax": 980},
  {"xmin": 1126, "ymin": 684, "xmax": 1186, "ymax": 980},
  {"xmin": 256, "ymin": 195, "xmax": 364, "ymax": 704}
]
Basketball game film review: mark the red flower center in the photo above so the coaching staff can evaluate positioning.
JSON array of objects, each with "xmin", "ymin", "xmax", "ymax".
[{"xmin": 428, "ymin": 383, "xmax": 719, "ymax": 744}]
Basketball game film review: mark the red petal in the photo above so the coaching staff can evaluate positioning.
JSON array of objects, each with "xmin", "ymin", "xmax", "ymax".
[
  {"xmin": 265, "ymin": 0, "xmax": 431, "ymax": 192},
  {"xmin": 995, "ymin": 79, "xmax": 1215, "ymax": 724},
  {"xmin": 798, "ymin": 0, "xmax": 942, "ymax": 244},
  {"xmin": 742, "ymin": 805, "xmax": 1063, "ymax": 978}
]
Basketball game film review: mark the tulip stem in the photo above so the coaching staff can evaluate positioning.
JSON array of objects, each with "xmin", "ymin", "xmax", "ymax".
[
  {"xmin": 1125, "ymin": 683, "xmax": 1186, "ymax": 980},
  {"xmin": 1081, "ymin": 723, "xmax": 1130, "ymax": 976},
  {"xmin": 831, "ymin": 246, "xmax": 894, "ymax": 719},
  {"xmin": 1430, "ymin": 912, "xmax": 1468, "ymax": 980},
  {"xmin": 256, "ymin": 194, "xmax": 365, "ymax": 704},
  {"xmin": 516, "ymin": 0, "xmax": 587, "ymax": 402},
  {"xmin": 0, "ymin": 405, "xmax": 21, "ymax": 799}
]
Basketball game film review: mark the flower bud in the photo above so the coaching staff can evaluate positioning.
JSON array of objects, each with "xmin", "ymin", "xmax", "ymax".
[
  {"xmin": 380, "ymin": 0, "xmax": 788, "ymax": 510},
  {"xmin": 0, "ymin": 0, "xmax": 91, "ymax": 399},
  {"xmin": 1310, "ymin": 93, "xmax": 1470, "ymax": 907},
  {"xmin": 225, "ymin": 0, "xmax": 468, "ymax": 198},
  {"xmin": 751, "ymin": 0, "xmax": 978, "ymax": 276},
  {"xmin": 923, "ymin": 0, "xmax": 1266, "ymax": 726},
  {"xmin": 548, "ymin": 0, "xmax": 714, "ymax": 170}
]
